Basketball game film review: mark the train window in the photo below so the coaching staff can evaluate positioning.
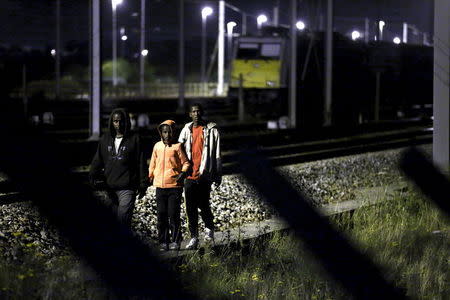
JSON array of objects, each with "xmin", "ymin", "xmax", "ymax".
[
  {"xmin": 237, "ymin": 43, "xmax": 259, "ymax": 59},
  {"xmin": 261, "ymin": 43, "xmax": 280, "ymax": 58},
  {"xmin": 240, "ymin": 43, "xmax": 259, "ymax": 49},
  {"xmin": 237, "ymin": 42, "xmax": 281, "ymax": 59}
]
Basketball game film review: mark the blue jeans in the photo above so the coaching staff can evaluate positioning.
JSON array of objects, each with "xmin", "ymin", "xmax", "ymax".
[{"xmin": 105, "ymin": 189, "xmax": 136, "ymax": 227}]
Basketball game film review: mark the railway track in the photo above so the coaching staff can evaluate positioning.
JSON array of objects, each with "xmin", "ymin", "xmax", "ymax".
[
  {"xmin": 0, "ymin": 125, "xmax": 432, "ymax": 205},
  {"xmin": 222, "ymin": 126, "xmax": 432, "ymax": 173}
]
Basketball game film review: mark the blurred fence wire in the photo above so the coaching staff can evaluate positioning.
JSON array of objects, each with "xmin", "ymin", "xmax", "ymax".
[
  {"xmin": 1, "ymin": 112, "xmax": 446, "ymax": 298},
  {"xmin": 0, "ymin": 122, "xmax": 195, "ymax": 299}
]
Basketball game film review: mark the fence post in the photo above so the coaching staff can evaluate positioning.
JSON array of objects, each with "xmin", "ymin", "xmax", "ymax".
[
  {"xmin": 238, "ymin": 73, "xmax": 244, "ymax": 122},
  {"xmin": 22, "ymin": 64, "xmax": 28, "ymax": 120},
  {"xmin": 374, "ymin": 71, "xmax": 381, "ymax": 122}
]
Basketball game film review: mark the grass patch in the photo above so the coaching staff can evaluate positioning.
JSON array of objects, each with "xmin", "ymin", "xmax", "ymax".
[
  {"xmin": 177, "ymin": 233, "xmax": 347, "ymax": 299},
  {"xmin": 347, "ymin": 184, "xmax": 449, "ymax": 298},
  {"xmin": 0, "ymin": 184, "xmax": 448, "ymax": 299},
  {"xmin": 0, "ymin": 252, "xmax": 112, "ymax": 299},
  {"xmin": 177, "ymin": 184, "xmax": 449, "ymax": 299}
]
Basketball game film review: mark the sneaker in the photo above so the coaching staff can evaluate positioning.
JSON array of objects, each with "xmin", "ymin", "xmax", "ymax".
[
  {"xmin": 204, "ymin": 228, "xmax": 214, "ymax": 242},
  {"xmin": 185, "ymin": 237, "xmax": 199, "ymax": 250},
  {"xmin": 159, "ymin": 243, "xmax": 168, "ymax": 251},
  {"xmin": 169, "ymin": 242, "xmax": 180, "ymax": 250}
]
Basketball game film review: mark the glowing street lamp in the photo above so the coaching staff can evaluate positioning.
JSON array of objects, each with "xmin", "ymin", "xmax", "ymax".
[
  {"xmin": 227, "ymin": 21, "xmax": 237, "ymax": 67},
  {"xmin": 51, "ymin": 49, "xmax": 56, "ymax": 56},
  {"xmin": 227, "ymin": 21, "xmax": 237, "ymax": 34},
  {"xmin": 378, "ymin": 20, "xmax": 385, "ymax": 41},
  {"xmin": 201, "ymin": 6, "xmax": 213, "ymax": 82},
  {"xmin": 351, "ymin": 30, "xmax": 361, "ymax": 40},
  {"xmin": 141, "ymin": 49, "xmax": 149, "ymax": 57},
  {"xmin": 393, "ymin": 37, "xmax": 401, "ymax": 44},
  {"xmin": 296, "ymin": 20, "xmax": 305, "ymax": 30},
  {"xmin": 257, "ymin": 14, "xmax": 268, "ymax": 30},
  {"xmin": 202, "ymin": 6, "xmax": 213, "ymax": 19},
  {"xmin": 112, "ymin": 0, "xmax": 123, "ymax": 86},
  {"xmin": 121, "ymin": 35, "xmax": 127, "ymax": 41}
]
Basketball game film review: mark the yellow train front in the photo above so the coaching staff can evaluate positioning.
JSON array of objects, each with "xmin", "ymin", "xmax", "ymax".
[
  {"xmin": 229, "ymin": 31, "xmax": 433, "ymax": 126},
  {"xmin": 229, "ymin": 36, "xmax": 288, "ymax": 118}
]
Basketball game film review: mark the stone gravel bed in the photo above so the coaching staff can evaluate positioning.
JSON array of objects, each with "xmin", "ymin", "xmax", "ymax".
[{"xmin": 0, "ymin": 145, "xmax": 430, "ymax": 260}]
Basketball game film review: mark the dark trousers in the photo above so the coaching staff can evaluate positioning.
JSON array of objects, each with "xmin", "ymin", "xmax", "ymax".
[
  {"xmin": 105, "ymin": 189, "xmax": 136, "ymax": 227},
  {"xmin": 156, "ymin": 188, "xmax": 183, "ymax": 244},
  {"xmin": 184, "ymin": 179, "xmax": 214, "ymax": 238}
]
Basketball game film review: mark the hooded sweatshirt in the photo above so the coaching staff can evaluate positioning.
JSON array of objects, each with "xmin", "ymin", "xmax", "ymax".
[
  {"xmin": 148, "ymin": 120, "xmax": 190, "ymax": 188},
  {"xmin": 90, "ymin": 108, "xmax": 148, "ymax": 190}
]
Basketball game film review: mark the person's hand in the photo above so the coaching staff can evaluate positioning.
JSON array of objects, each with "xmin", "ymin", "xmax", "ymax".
[
  {"xmin": 174, "ymin": 172, "xmax": 187, "ymax": 184},
  {"xmin": 92, "ymin": 179, "xmax": 106, "ymax": 190},
  {"xmin": 137, "ymin": 185, "xmax": 148, "ymax": 200}
]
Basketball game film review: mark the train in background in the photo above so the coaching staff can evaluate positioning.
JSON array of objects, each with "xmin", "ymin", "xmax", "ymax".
[{"xmin": 229, "ymin": 26, "xmax": 433, "ymax": 128}]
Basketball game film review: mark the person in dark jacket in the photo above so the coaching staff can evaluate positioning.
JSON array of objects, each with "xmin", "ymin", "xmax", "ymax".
[{"xmin": 90, "ymin": 108, "xmax": 149, "ymax": 227}]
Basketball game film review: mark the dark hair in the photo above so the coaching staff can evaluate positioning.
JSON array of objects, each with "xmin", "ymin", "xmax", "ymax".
[
  {"xmin": 108, "ymin": 108, "xmax": 131, "ymax": 137},
  {"xmin": 189, "ymin": 103, "xmax": 203, "ymax": 112}
]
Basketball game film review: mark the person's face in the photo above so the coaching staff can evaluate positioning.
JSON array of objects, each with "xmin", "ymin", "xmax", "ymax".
[
  {"xmin": 189, "ymin": 106, "xmax": 203, "ymax": 123},
  {"xmin": 161, "ymin": 125, "xmax": 172, "ymax": 144},
  {"xmin": 112, "ymin": 113, "xmax": 124, "ymax": 134}
]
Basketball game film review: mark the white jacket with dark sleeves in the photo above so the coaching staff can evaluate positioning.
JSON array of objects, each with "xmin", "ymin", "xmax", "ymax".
[{"xmin": 178, "ymin": 121, "xmax": 222, "ymax": 183}]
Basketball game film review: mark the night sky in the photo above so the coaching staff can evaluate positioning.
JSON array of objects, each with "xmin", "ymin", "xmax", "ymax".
[{"xmin": 0, "ymin": 0, "xmax": 434, "ymax": 49}]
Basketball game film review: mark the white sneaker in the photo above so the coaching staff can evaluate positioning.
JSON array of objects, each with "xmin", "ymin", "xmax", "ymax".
[
  {"xmin": 204, "ymin": 228, "xmax": 214, "ymax": 242},
  {"xmin": 185, "ymin": 237, "xmax": 199, "ymax": 250},
  {"xmin": 169, "ymin": 242, "xmax": 180, "ymax": 250}
]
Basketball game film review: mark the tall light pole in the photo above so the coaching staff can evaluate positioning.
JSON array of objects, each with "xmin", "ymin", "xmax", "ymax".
[
  {"xmin": 273, "ymin": 0, "xmax": 279, "ymax": 27},
  {"xmin": 217, "ymin": 0, "xmax": 225, "ymax": 95},
  {"xmin": 56, "ymin": 0, "xmax": 61, "ymax": 99},
  {"xmin": 289, "ymin": 0, "xmax": 297, "ymax": 128},
  {"xmin": 90, "ymin": 0, "xmax": 102, "ymax": 140},
  {"xmin": 364, "ymin": 18, "xmax": 370, "ymax": 43},
  {"xmin": 178, "ymin": 0, "xmax": 185, "ymax": 112},
  {"xmin": 242, "ymin": 13, "xmax": 247, "ymax": 35},
  {"xmin": 140, "ymin": 0, "xmax": 146, "ymax": 95},
  {"xmin": 201, "ymin": 6, "xmax": 213, "ymax": 82},
  {"xmin": 433, "ymin": 0, "xmax": 450, "ymax": 172},
  {"xmin": 227, "ymin": 21, "xmax": 237, "ymax": 69},
  {"xmin": 112, "ymin": 0, "xmax": 123, "ymax": 87},
  {"xmin": 402, "ymin": 22, "xmax": 408, "ymax": 43},
  {"xmin": 324, "ymin": 0, "xmax": 334, "ymax": 126}
]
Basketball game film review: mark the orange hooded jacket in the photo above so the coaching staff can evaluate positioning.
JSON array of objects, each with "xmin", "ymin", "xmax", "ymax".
[{"xmin": 148, "ymin": 120, "xmax": 190, "ymax": 188}]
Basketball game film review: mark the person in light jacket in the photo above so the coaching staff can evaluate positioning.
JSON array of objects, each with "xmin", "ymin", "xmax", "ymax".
[
  {"xmin": 148, "ymin": 120, "xmax": 190, "ymax": 251},
  {"xmin": 178, "ymin": 103, "xmax": 222, "ymax": 250}
]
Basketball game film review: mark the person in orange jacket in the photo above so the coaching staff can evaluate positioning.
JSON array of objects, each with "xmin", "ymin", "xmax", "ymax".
[{"xmin": 148, "ymin": 120, "xmax": 190, "ymax": 251}]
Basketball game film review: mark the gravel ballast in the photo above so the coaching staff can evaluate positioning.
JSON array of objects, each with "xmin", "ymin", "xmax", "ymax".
[{"xmin": 0, "ymin": 145, "xmax": 430, "ymax": 260}]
